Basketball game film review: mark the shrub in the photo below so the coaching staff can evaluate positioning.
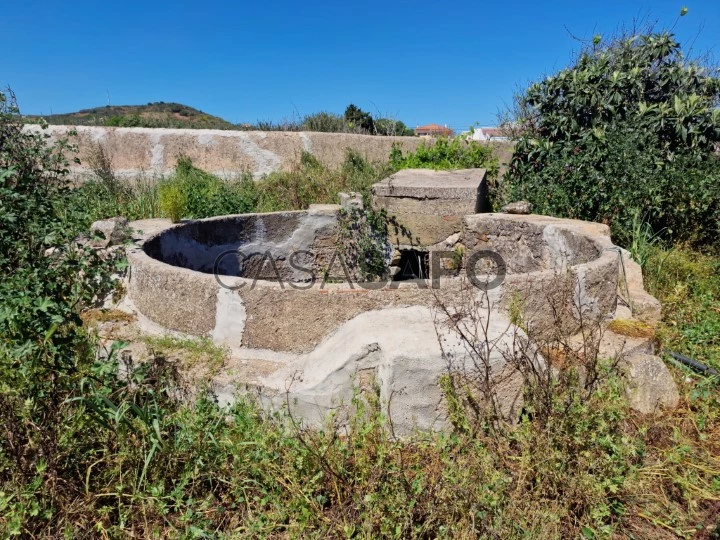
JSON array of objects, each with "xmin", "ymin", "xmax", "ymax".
[
  {"xmin": 375, "ymin": 117, "xmax": 414, "ymax": 136},
  {"xmin": 0, "ymin": 90, "xmax": 118, "ymax": 533},
  {"xmin": 158, "ymin": 178, "xmax": 188, "ymax": 222},
  {"xmin": 503, "ymin": 31, "xmax": 720, "ymax": 246},
  {"xmin": 344, "ymin": 103, "xmax": 375, "ymax": 133},
  {"xmin": 302, "ymin": 111, "xmax": 346, "ymax": 132},
  {"xmin": 157, "ymin": 156, "xmax": 257, "ymax": 220},
  {"xmin": 391, "ymin": 137, "xmax": 500, "ymax": 178}
]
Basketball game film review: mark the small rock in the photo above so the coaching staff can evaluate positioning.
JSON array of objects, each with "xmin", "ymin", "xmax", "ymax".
[
  {"xmin": 390, "ymin": 249, "xmax": 402, "ymax": 266},
  {"xmin": 339, "ymin": 192, "xmax": 364, "ymax": 211},
  {"xmin": 621, "ymin": 354, "xmax": 679, "ymax": 414},
  {"xmin": 90, "ymin": 217, "xmax": 129, "ymax": 248},
  {"xmin": 502, "ymin": 201, "xmax": 533, "ymax": 215},
  {"xmin": 443, "ymin": 232, "xmax": 461, "ymax": 248}
]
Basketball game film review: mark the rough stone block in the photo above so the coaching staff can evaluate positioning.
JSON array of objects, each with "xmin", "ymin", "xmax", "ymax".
[
  {"xmin": 90, "ymin": 217, "xmax": 130, "ymax": 247},
  {"xmin": 338, "ymin": 192, "xmax": 363, "ymax": 210},
  {"xmin": 621, "ymin": 354, "xmax": 679, "ymax": 414},
  {"xmin": 372, "ymin": 168, "xmax": 488, "ymax": 247}
]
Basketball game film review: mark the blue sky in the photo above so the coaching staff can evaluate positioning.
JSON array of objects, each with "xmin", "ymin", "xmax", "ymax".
[{"xmin": 2, "ymin": 1, "xmax": 719, "ymax": 131}]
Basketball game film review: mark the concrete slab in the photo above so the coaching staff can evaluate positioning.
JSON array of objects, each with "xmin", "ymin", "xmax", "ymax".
[{"xmin": 372, "ymin": 168, "xmax": 489, "ymax": 247}]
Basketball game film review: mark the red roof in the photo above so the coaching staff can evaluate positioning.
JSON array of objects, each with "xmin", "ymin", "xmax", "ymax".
[{"xmin": 415, "ymin": 123, "xmax": 453, "ymax": 136}]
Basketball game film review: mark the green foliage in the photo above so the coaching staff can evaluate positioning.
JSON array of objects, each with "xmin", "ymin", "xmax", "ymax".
[
  {"xmin": 645, "ymin": 247, "xmax": 720, "ymax": 371},
  {"xmin": 0, "ymin": 89, "xmax": 119, "ymax": 533},
  {"xmin": 69, "ymin": 176, "xmax": 160, "ymax": 224},
  {"xmin": 104, "ymin": 114, "xmax": 145, "ymax": 127},
  {"xmin": 251, "ymin": 149, "xmax": 394, "ymax": 212},
  {"xmin": 344, "ymin": 103, "xmax": 375, "ymax": 133},
  {"xmin": 158, "ymin": 180, "xmax": 187, "ymax": 222},
  {"xmin": 24, "ymin": 102, "xmax": 237, "ymax": 130},
  {"xmin": 391, "ymin": 137, "xmax": 500, "ymax": 179},
  {"xmin": 627, "ymin": 211, "xmax": 664, "ymax": 267},
  {"xmin": 375, "ymin": 117, "xmax": 414, "ymax": 136},
  {"xmin": 504, "ymin": 32, "xmax": 720, "ymax": 246},
  {"xmin": 157, "ymin": 156, "xmax": 257, "ymax": 220},
  {"xmin": 337, "ymin": 206, "xmax": 390, "ymax": 281},
  {"xmin": 301, "ymin": 110, "xmax": 347, "ymax": 132}
]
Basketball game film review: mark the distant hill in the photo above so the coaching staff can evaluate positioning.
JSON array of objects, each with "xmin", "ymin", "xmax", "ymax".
[{"xmin": 23, "ymin": 102, "xmax": 237, "ymax": 130}]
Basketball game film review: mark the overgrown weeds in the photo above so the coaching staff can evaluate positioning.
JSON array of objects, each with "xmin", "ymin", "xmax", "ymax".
[
  {"xmin": 645, "ymin": 247, "xmax": 720, "ymax": 372},
  {"xmin": 5, "ymin": 84, "xmax": 720, "ymax": 536}
]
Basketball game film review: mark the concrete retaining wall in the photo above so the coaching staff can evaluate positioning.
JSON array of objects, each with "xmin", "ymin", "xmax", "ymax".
[{"xmin": 23, "ymin": 125, "xmax": 425, "ymax": 179}]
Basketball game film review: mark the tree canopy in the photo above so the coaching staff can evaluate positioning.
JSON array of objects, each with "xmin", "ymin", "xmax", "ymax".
[{"xmin": 503, "ymin": 32, "xmax": 720, "ymax": 246}]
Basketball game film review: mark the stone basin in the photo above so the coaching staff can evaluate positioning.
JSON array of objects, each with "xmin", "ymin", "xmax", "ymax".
[{"xmin": 122, "ymin": 204, "xmax": 651, "ymax": 434}]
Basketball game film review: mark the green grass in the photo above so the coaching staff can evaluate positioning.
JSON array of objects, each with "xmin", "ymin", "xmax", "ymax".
[
  {"xmin": 141, "ymin": 335, "xmax": 227, "ymax": 372},
  {"xmin": 18, "ymin": 138, "xmax": 720, "ymax": 537},
  {"xmin": 644, "ymin": 247, "xmax": 720, "ymax": 371}
]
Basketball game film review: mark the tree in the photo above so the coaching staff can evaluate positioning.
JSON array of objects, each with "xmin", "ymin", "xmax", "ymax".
[
  {"xmin": 344, "ymin": 104, "xmax": 375, "ymax": 134},
  {"xmin": 375, "ymin": 118, "xmax": 414, "ymax": 136},
  {"xmin": 503, "ymin": 32, "xmax": 720, "ymax": 246}
]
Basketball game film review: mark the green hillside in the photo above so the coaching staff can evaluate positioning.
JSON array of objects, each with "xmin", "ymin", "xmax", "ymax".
[{"xmin": 23, "ymin": 102, "xmax": 237, "ymax": 129}]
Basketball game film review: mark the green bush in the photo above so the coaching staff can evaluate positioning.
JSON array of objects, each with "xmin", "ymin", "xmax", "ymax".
[
  {"xmin": 0, "ymin": 90, "xmax": 119, "ymax": 533},
  {"xmin": 301, "ymin": 111, "xmax": 346, "ymax": 132},
  {"xmin": 157, "ymin": 156, "xmax": 257, "ymax": 220},
  {"xmin": 503, "ymin": 32, "xmax": 720, "ymax": 246},
  {"xmin": 158, "ymin": 179, "xmax": 187, "ymax": 222},
  {"xmin": 391, "ymin": 137, "xmax": 500, "ymax": 178}
]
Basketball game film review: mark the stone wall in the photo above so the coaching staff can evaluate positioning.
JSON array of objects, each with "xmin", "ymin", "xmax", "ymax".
[{"xmin": 22, "ymin": 125, "xmax": 426, "ymax": 179}]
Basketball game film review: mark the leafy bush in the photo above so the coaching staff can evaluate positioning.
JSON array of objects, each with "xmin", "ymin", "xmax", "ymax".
[
  {"xmin": 391, "ymin": 137, "xmax": 500, "ymax": 179},
  {"xmin": 301, "ymin": 111, "xmax": 347, "ymax": 132},
  {"xmin": 503, "ymin": 32, "xmax": 720, "ymax": 246},
  {"xmin": 344, "ymin": 103, "xmax": 375, "ymax": 133},
  {"xmin": 158, "ymin": 179, "xmax": 188, "ymax": 222},
  {"xmin": 157, "ymin": 156, "xmax": 257, "ymax": 220},
  {"xmin": 375, "ymin": 117, "xmax": 414, "ymax": 136},
  {"xmin": 0, "ymin": 90, "xmax": 118, "ymax": 533}
]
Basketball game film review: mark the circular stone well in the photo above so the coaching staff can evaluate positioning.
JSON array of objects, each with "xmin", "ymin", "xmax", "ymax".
[
  {"xmin": 128, "ymin": 210, "xmax": 621, "ymax": 354},
  {"xmin": 123, "ymin": 209, "xmax": 651, "ymax": 434}
]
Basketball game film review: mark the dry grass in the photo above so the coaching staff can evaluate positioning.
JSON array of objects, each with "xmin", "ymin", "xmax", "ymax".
[
  {"xmin": 608, "ymin": 318, "xmax": 657, "ymax": 338},
  {"xmin": 80, "ymin": 308, "xmax": 135, "ymax": 325}
]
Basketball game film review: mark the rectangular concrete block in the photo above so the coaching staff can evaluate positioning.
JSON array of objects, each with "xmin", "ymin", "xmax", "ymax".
[
  {"xmin": 372, "ymin": 168, "xmax": 487, "ymax": 203},
  {"xmin": 372, "ymin": 168, "xmax": 488, "ymax": 247}
]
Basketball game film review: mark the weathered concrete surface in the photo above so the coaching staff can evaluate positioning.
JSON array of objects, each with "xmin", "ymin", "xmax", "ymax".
[
  {"xmin": 22, "ymin": 125, "xmax": 425, "ymax": 179},
  {"xmin": 617, "ymin": 248, "xmax": 662, "ymax": 324},
  {"xmin": 219, "ymin": 305, "xmax": 530, "ymax": 435},
  {"xmin": 142, "ymin": 207, "xmax": 340, "ymax": 282},
  {"xmin": 128, "ymin": 212, "xmax": 630, "ymax": 350},
  {"xmin": 373, "ymin": 168, "xmax": 489, "ymax": 247},
  {"xmin": 462, "ymin": 213, "xmax": 620, "ymax": 335}
]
